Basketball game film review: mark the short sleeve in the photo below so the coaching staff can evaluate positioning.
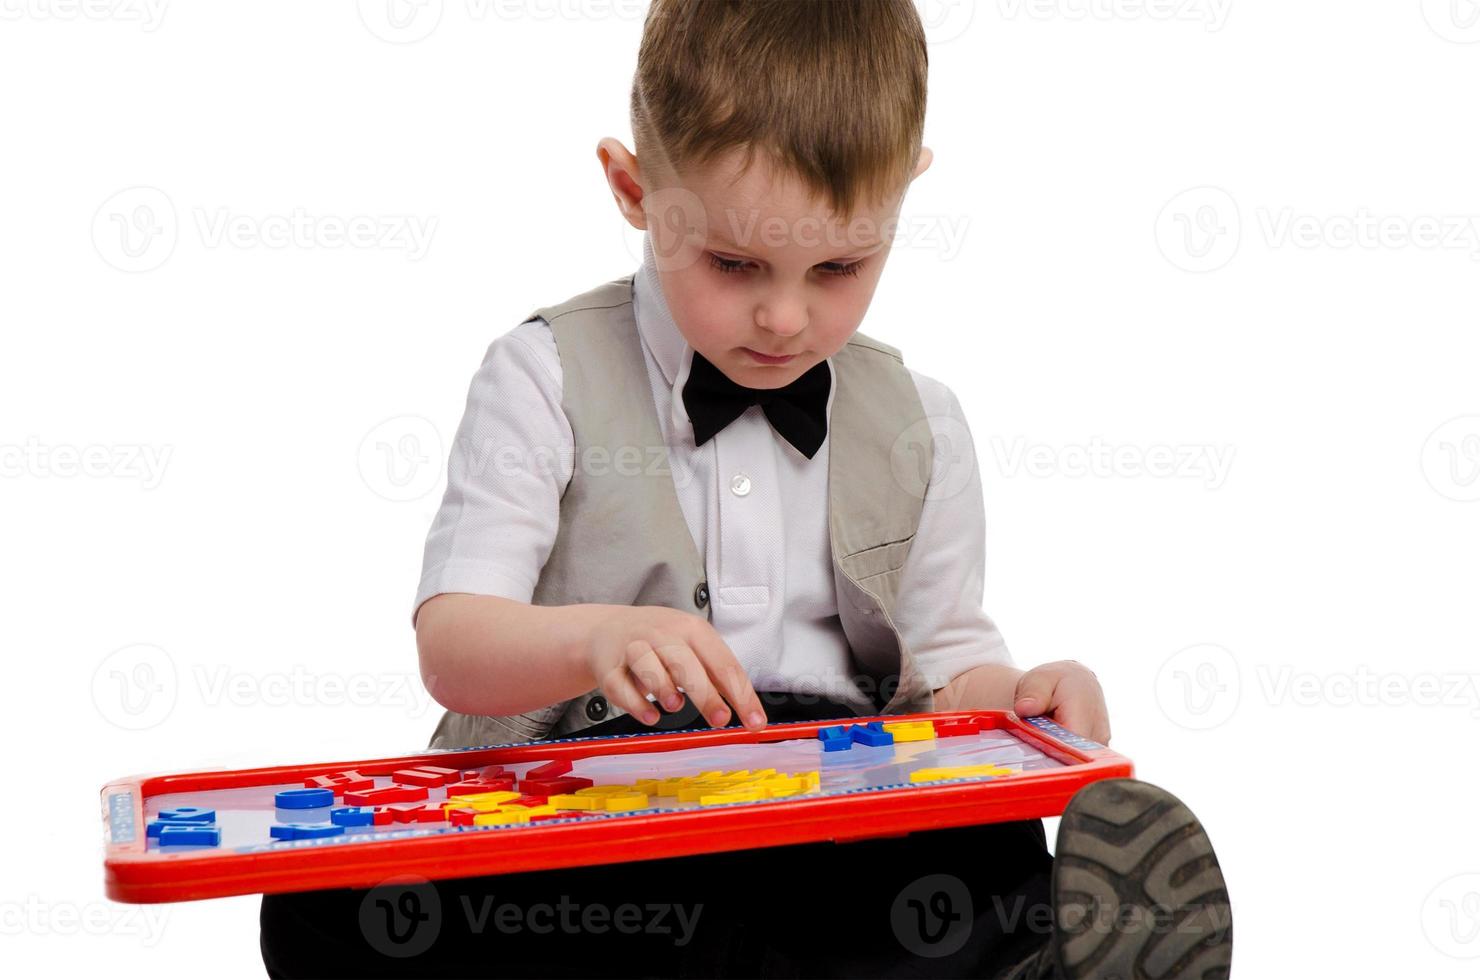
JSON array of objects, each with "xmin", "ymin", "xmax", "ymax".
[
  {"xmin": 411, "ymin": 318, "xmax": 574, "ymax": 625},
  {"xmin": 891, "ymin": 371, "xmax": 1014, "ymax": 689}
]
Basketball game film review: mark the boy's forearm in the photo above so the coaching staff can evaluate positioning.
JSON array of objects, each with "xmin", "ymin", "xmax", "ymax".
[
  {"xmin": 415, "ymin": 593, "xmax": 606, "ymax": 717},
  {"xmin": 420, "ymin": 595, "xmax": 1029, "ymax": 720},
  {"xmin": 933, "ymin": 661, "xmax": 1024, "ymax": 713}
]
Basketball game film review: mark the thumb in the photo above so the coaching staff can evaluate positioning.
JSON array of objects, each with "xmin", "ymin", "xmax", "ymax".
[{"xmin": 1013, "ymin": 669, "xmax": 1059, "ymax": 718}]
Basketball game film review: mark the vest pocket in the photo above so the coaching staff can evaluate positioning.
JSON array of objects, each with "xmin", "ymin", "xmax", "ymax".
[
  {"xmin": 840, "ymin": 534, "xmax": 916, "ymax": 583},
  {"xmin": 837, "ymin": 534, "xmax": 916, "ymax": 619}
]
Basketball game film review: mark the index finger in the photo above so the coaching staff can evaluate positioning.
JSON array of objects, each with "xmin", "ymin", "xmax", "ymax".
[{"xmin": 683, "ymin": 623, "xmax": 767, "ymax": 732}]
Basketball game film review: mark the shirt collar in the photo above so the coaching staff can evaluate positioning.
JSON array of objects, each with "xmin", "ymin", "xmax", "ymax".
[{"xmin": 634, "ymin": 230, "xmax": 688, "ymax": 391}]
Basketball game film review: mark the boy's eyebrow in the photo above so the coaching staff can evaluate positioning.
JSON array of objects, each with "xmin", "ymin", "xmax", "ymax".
[{"xmin": 707, "ymin": 225, "xmax": 884, "ymax": 263}]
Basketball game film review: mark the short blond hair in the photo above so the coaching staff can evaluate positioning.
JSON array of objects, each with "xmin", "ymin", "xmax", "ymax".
[{"xmin": 632, "ymin": 0, "xmax": 928, "ymax": 222}]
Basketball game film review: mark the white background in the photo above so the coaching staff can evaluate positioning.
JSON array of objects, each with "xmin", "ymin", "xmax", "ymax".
[{"xmin": 3, "ymin": 2, "xmax": 1478, "ymax": 976}]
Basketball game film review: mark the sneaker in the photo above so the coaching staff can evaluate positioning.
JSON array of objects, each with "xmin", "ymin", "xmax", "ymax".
[{"xmin": 1000, "ymin": 778, "xmax": 1233, "ymax": 979}]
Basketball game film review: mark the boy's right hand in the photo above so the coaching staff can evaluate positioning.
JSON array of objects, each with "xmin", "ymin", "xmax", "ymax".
[{"xmin": 583, "ymin": 605, "xmax": 768, "ymax": 732}]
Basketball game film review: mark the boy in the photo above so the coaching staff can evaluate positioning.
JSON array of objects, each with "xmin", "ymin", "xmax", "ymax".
[{"xmin": 260, "ymin": 2, "xmax": 1231, "ymax": 977}]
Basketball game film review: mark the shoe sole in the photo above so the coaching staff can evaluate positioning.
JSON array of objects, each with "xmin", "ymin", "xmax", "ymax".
[{"xmin": 1049, "ymin": 779, "xmax": 1232, "ymax": 980}]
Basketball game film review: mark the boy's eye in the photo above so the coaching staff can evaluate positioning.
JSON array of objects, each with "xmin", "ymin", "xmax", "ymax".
[
  {"xmin": 706, "ymin": 253, "xmax": 867, "ymax": 279},
  {"xmin": 707, "ymin": 253, "xmax": 749, "ymax": 275},
  {"xmin": 818, "ymin": 260, "xmax": 865, "ymax": 279}
]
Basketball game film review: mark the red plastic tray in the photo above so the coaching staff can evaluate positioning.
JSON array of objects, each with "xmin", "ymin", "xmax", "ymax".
[{"xmin": 101, "ymin": 710, "xmax": 1131, "ymax": 904}]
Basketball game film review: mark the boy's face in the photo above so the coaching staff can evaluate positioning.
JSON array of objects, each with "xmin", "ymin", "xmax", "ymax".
[{"xmin": 614, "ymin": 145, "xmax": 930, "ymax": 391}]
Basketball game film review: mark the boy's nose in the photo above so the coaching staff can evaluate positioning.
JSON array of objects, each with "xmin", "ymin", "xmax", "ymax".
[{"xmin": 755, "ymin": 301, "xmax": 808, "ymax": 338}]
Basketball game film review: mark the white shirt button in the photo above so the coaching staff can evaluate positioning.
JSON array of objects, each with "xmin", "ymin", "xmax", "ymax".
[{"xmin": 730, "ymin": 472, "xmax": 752, "ymax": 497}]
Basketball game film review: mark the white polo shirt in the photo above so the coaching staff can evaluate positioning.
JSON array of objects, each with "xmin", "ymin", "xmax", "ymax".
[{"xmin": 414, "ymin": 231, "xmax": 1012, "ymax": 707}]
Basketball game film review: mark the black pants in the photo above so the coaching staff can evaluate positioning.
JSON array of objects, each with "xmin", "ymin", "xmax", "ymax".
[{"xmin": 259, "ymin": 697, "xmax": 1054, "ymax": 978}]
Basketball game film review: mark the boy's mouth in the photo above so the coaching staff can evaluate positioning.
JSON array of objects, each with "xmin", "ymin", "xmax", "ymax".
[{"xmin": 742, "ymin": 347, "xmax": 798, "ymax": 366}]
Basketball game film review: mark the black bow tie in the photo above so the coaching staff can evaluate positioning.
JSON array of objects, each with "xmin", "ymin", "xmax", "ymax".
[{"xmin": 681, "ymin": 352, "xmax": 831, "ymax": 458}]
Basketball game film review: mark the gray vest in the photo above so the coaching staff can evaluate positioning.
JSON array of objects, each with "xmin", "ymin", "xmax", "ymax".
[{"xmin": 428, "ymin": 274, "xmax": 936, "ymax": 750}]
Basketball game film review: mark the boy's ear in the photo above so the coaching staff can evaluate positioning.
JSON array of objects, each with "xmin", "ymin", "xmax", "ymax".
[
  {"xmin": 597, "ymin": 137, "xmax": 647, "ymax": 231},
  {"xmin": 912, "ymin": 145, "xmax": 934, "ymax": 180}
]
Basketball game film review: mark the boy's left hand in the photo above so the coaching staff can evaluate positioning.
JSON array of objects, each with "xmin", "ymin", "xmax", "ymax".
[{"xmin": 1012, "ymin": 660, "xmax": 1110, "ymax": 745}]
